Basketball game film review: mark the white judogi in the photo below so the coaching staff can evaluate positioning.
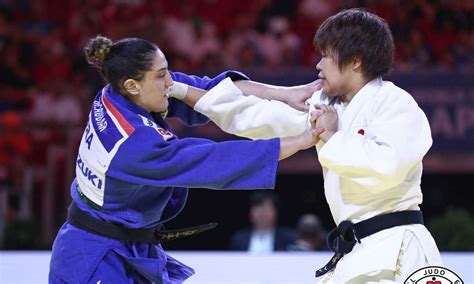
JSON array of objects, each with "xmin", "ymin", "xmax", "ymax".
[{"xmin": 194, "ymin": 78, "xmax": 442, "ymax": 283}]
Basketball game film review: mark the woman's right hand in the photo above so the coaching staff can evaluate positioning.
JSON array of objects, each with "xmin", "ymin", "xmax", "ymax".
[
  {"xmin": 314, "ymin": 104, "xmax": 338, "ymax": 142},
  {"xmin": 300, "ymin": 126, "xmax": 325, "ymax": 149},
  {"xmin": 278, "ymin": 110, "xmax": 325, "ymax": 160}
]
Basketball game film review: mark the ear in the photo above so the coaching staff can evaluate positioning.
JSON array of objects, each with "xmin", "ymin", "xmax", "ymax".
[
  {"xmin": 352, "ymin": 56, "xmax": 363, "ymax": 72},
  {"xmin": 123, "ymin": 79, "xmax": 140, "ymax": 96}
]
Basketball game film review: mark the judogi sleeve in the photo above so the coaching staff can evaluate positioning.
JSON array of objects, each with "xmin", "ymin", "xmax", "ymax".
[
  {"xmin": 318, "ymin": 93, "xmax": 432, "ymax": 192},
  {"xmin": 107, "ymin": 126, "xmax": 280, "ymax": 189},
  {"xmin": 165, "ymin": 70, "xmax": 249, "ymax": 126},
  {"xmin": 194, "ymin": 78, "xmax": 310, "ymax": 139}
]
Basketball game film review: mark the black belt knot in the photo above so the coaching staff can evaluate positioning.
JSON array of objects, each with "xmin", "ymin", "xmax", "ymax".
[
  {"xmin": 326, "ymin": 220, "xmax": 361, "ymax": 255},
  {"xmin": 315, "ymin": 210, "xmax": 424, "ymax": 277}
]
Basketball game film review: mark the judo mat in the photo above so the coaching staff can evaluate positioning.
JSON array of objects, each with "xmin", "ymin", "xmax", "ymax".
[{"xmin": 1, "ymin": 251, "xmax": 472, "ymax": 283}]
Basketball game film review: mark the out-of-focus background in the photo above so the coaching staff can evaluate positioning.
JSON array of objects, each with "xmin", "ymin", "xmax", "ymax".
[{"xmin": 0, "ymin": 0, "xmax": 473, "ymax": 283}]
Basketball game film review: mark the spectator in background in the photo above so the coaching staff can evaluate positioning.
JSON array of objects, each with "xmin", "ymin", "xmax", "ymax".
[
  {"xmin": 0, "ymin": 42, "xmax": 32, "ymax": 89},
  {"xmin": 287, "ymin": 214, "xmax": 327, "ymax": 251},
  {"xmin": 223, "ymin": 14, "xmax": 263, "ymax": 69},
  {"xmin": 259, "ymin": 16, "xmax": 301, "ymax": 67},
  {"xmin": 229, "ymin": 191, "xmax": 295, "ymax": 252},
  {"xmin": 0, "ymin": 111, "xmax": 32, "ymax": 185}
]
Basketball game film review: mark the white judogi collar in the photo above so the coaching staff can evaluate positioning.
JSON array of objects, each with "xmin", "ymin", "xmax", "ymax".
[{"xmin": 306, "ymin": 77, "xmax": 383, "ymax": 132}]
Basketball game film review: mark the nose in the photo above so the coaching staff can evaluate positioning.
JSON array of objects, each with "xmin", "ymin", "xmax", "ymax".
[
  {"xmin": 165, "ymin": 71, "xmax": 173, "ymax": 88},
  {"xmin": 316, "ymin": 59, "xmax": 322, "ymax": 71}
]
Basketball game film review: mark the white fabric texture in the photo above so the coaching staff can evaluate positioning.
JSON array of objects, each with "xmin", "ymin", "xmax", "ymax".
[{"xmin": 169, "ymin": 81, "xmax": 189, "ymax": 100}]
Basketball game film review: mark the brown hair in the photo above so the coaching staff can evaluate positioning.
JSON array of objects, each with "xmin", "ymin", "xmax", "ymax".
[{"xmin": 84, "ymin": 35, "xmax": 158, "ymax": 94}]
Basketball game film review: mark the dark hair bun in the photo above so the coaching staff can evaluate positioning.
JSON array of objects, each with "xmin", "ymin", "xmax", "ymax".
[{"xmin": 84, "ymin": 35, "xmax": 113, "ymax": 68}]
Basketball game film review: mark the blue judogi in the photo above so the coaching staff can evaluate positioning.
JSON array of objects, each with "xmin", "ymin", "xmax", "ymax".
[{"xmin": 49, "ymin": 71, "xmax": 281, "ymax": 283}]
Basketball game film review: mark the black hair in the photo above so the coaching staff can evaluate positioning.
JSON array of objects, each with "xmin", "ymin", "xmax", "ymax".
[
  {"xmin": 313, "ymin": 8, "xmax": 394, "ymax": 80},
  {"xmin": 296, "ymin": 214, "xmax": 324, "ymax": 239},
  {"xmin": 84, "ymin": 35, "xmax": 158, "ymax": 94},
  {"xmin": 249, "ymin": 191, "xmax": 280, "ymax": 209}
]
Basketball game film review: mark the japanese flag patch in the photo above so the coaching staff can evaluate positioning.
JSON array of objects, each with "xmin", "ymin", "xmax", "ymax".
[{"xmin": 353, "ymin": 126, "xmax": 366, "ymax": 136}]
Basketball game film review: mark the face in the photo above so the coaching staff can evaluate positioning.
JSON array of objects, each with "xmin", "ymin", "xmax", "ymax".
[
  {"xmin": 249, "ymin": 200, "xmax": 277, "ymax": 230},
  {"xmin": 316, "ymin": 52, "xmax": 353, "ymax": 98},
  {"xmin": 132, "ymin": 49, "xmax": 173, "ymax": 113}
]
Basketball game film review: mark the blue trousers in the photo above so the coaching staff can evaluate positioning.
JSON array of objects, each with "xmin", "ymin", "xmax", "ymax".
[{"xmin": 49, "ymin": 223, "xmax": 194, "ymax": 283}]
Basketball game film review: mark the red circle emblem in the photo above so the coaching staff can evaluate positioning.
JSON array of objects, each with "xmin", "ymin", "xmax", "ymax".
[{"xmin": 357, "ymin": 129, "xmax": 365, "ymax": 135}]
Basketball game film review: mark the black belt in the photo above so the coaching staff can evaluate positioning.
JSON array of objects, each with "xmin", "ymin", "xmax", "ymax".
[
  {"xmin": 68, "ymin": 202, "xmax": 217, "ymax": 243},
  {"xmin": 315, "ymin": 210, "xmax": 424, "ymax": 277},
  {"xmin": 76, "ymin": 186, "xmax": 102, "ymax": 210}
]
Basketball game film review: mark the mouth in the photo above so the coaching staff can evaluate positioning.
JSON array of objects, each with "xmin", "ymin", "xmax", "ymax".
[{"xmin": 164, "ymin": 88, "xmax": 171, "ymax": 98}]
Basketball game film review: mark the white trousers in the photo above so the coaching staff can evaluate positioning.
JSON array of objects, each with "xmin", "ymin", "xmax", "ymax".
[{"xmin": 319, "ymin": 226, "xmax": 442, "ymax": 284}]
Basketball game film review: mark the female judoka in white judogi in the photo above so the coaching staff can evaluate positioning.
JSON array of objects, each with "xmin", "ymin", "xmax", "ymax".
[{"xmin": 184, "ymin": 8, "xmax": 443, "ymax": 284}]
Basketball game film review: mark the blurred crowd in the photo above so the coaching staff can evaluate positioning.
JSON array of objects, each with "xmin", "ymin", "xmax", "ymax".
[
  {"xmin": 229, "ymin": 191, "xmax": 327, "ymax": 253},
  {"xmin": 1, "ymin": 0, "xmax": 474, "ymax": 247}
]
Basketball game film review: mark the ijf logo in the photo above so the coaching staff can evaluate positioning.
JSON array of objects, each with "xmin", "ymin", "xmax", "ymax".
[{"xmin": 405, "ymin": 266, "xmax": 463, "ymax": 284}]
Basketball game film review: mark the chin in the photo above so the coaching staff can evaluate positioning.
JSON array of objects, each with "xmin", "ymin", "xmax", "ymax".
[
  {"xmin": 156, "ymin": 101, "xmax": 169, "ymax": 112},
  {"xmin": 322, "ymin": 88, "xmax": 336, "ymax": 97}
]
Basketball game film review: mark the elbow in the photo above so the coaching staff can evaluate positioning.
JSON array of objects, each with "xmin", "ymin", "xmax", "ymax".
[
  {"xmin": 366, "ymin": 162, "xmax": 408, "ymax": 192},
  {"xmin": 367, "ymin": 146, "xmax": 411, "ymax": 191}
]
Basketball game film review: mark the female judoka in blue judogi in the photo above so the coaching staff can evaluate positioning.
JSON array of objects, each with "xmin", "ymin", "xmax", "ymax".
[{"xmin": 48, "ymin": 36, "xmax": 322, "ymax": 283}]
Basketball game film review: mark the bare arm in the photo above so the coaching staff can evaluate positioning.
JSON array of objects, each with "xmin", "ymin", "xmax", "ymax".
[
  {"xmin": 234, "ymin": 80, "xmax": 322, "ymax": 112},
  {"xmin": 279, "ymin": 127, "xmax": 323, "ymax": 160},
  {"xmin": 181, "ymin": 85, "xmax": 206, "ymax": 108},
  {"xmin": 172, "ymin": 79, "xmax": 322, "ymax": 112},
  {"xmin": 176, "ymin": 81, "xmax": 292, "ymax": 108},
  {"xmin": 278, "ymin": 110, "xmax": 324, "ymax": 160},
  {"xmin": 233, "ymin": 81, "xmax": 288, "ymax": 101}
]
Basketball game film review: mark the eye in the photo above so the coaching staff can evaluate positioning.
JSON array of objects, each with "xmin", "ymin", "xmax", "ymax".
[{"xmin": 157, "ymin": 72, "xmax": 166, "ymax": 78}]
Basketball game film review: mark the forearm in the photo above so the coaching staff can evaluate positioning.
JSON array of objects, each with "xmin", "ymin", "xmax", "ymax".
[
  {"xmin": 181, "ymin": 86, "xmax": 206, "ymax": 108},
  {"xmin": 278, "ymin": 133, "xmax": 316, "ymax": 161},
  {"xmin": 181, "ymin": 80, "xmax": 287, "ymax": 108},
  {"xmin": 178, "ymin": 81, "xmax": 274, "ymax": 108},
  {"xmin": 233, "ymin": 80, "xmax": 287, "ymax": 101},
  {"xmin": 193, "ymin": 78, "xmax": 308, "ymax": 139},
  {"xmin": 319, "ymin": 131, "xmax": 336, "ymax": 143}
]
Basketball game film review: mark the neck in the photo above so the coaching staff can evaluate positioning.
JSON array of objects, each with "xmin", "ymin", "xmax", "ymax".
[
  {"xmin": 340, "ymin": 76, "xmax": 371, "ymax": 103},
  {"xmin": 255, "ymin": 226, "xmax": 274, "ymax": 232}
]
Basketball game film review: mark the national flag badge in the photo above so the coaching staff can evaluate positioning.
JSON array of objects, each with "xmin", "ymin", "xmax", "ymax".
[
  {"xmin": 140, "ymin": 116, "xmax": 174, "ymax": 140},
  {"xmin": 353, "ymin": 126, "xmax": 367, "ymax": 136}
]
